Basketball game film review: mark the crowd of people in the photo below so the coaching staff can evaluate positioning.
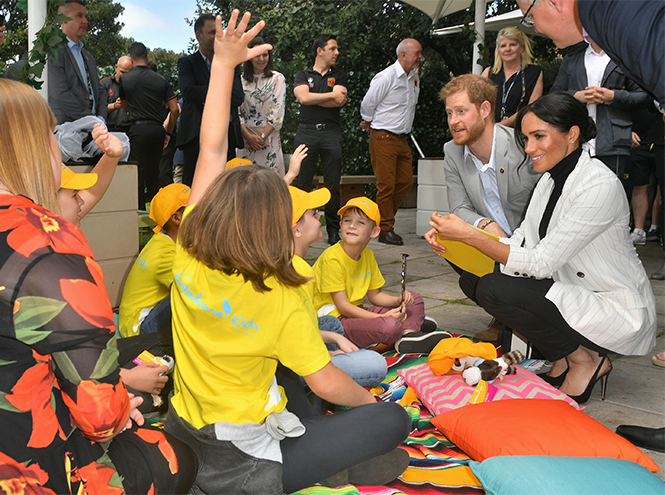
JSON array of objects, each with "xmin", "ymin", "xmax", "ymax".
[{"xmin": 0, "ymin": 0, "xmax": 663, "ymax": 492}]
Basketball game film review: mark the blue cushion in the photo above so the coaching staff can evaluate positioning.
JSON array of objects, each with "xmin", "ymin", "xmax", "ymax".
[{"xmin": 469, "ymin": 456, "xmax": 664, "ymax": 495}]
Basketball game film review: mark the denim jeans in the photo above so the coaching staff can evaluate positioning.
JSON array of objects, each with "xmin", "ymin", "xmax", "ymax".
[
  {"xmin": 318, "ymin": 315, "xmax": 387, "ymax": 387},
  {"xmin": 139, "ymin": 295, "xmax": 172, "ymax": 334}
]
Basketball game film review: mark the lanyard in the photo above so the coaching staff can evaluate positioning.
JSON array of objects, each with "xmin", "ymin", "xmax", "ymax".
[{"xmin": 500, "ymin": 67, "xmax": 526, "ymax": 121}]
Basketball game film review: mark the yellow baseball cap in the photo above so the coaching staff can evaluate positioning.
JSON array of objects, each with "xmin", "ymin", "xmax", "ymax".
[
  {"xmin": 60, "ymin": 163, "xmax": 98, "ymax": 190},
  {"xmin": 149, "ymin": 183, "xmax": 191, "ymax": 233},
  {"xmin": 288, "ymin": 186, "xmax": 331, "ymax": 225},
  {"xmin": 225, "ymin": 157, "xmax": 253, "ymax": 170},
  {"xmin": 338, "ymin": 196, "xmax": 381, "ymax": 226}
]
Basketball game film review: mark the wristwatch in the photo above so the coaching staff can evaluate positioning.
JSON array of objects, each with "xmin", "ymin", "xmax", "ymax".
[{"xmin": 260, "ymin": 132, "xmax": 266, "ymax": 139}]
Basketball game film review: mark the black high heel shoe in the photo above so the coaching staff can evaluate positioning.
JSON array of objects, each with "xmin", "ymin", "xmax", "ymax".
[
  {"xmin": 537, "ymin": 367, "xmax": 569, "ymax": 387},
  {"xmin": 567, "ymin": 356, "xmax": 613, "ymax": 404}
]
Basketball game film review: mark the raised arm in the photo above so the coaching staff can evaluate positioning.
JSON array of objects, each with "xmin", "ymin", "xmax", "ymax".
[
  {"xmin": 187, "ymin": 11, "xmax": 272, "ymax": 207},
  {"xmin": 77, "ymin": 124, "xmax": 123, "ymax": 219}
]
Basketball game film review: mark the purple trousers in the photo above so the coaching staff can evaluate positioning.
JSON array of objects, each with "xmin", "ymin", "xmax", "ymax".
[{"xmin": 338, "ymin": 292, "xmax": 425, "ymax": 347}]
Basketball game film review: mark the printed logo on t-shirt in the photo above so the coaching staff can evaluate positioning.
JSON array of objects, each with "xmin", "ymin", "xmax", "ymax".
[
  {"xmin": 174, "ymin": 269, "xmax": 259, "ymax": 335},
  {"xmin": 327, "ymin": 77, "xmax": 335, "ymax": 87},
  {"xmin": 136, "ymin": 252, "xmax": 148, "ymax": 272},
  {"xmin": 308, "ymin": 77, "xmax": 314, "ymax": 88},
  {"xmin": 358, "ymin": 271, "xmax": 371, "ymax": 279},
  {"xmin": 109, "ymin": 88, "xmax": 115, "ymax": 96}
]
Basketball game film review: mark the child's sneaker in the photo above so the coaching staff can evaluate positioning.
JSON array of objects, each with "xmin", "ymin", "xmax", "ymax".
[
  {"xmin": 420, "ymin": 316, "xmax": 438, "ymax": 333},
  {"xmin": 394, "ymin": 330, "xmax": 452, "ymax": 354},
  {"xmin": 646, "ymin": 226, "xmax": 660, "ymax": 243},
  {"xmin": 631, "ymin": 228, "xmax": 646, "ymax": 246}
]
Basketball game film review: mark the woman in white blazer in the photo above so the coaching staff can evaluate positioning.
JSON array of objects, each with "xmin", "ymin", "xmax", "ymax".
[{"xmin": 425, "ymin": 93, "xmax": 656, "ymax": 404}]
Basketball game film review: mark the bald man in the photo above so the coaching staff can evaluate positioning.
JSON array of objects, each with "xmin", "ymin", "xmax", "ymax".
[
  {"xmin": 360, "ymin": 39, "xmax": 423, "ymax": 245},
  {"xmin": 100, "ymin": 55, "xmax": 134, "ymax": 133}
]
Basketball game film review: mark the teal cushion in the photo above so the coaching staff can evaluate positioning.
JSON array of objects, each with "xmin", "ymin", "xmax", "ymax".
[{"xmin": 469, "ymin": 456, "xmax": 664, "ymax": 495}]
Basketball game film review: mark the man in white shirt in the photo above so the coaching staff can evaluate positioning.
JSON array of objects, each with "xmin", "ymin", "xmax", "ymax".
[
  {"xmin": 434, "ymin": 74, "xmax": 540, "ymax": 342},
  {"xmin": 360, "ymin": 39, "xmax": 422, "ymax": 246}
]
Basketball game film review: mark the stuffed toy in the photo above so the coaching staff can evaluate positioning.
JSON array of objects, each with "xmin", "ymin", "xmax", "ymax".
[
  {"xmin": 428, "ymin": 337, "xmax": 497, "ymax": 375},
  {"xmin": 459, "ymin": 350, "xmax": 525, "ymax": 386}
]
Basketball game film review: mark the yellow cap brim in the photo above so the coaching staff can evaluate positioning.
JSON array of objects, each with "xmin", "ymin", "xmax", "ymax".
[{"xmin": 60, "ymin": 164, "xmax": 98, "ymax": 190}]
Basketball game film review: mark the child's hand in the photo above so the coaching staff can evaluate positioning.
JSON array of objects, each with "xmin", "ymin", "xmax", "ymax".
[
  {"xmin": 288, "ymin": 144, "xmax": 308, "ymax": 178},
  {"xmin": 385, "ymin": 306, "xmax": 407, "ymax": 323},
  {"xmin": 336, "ymin": 336, "xmax": 359, "ymax": 354},
  {"xmin": 402, "ymin": 290, "xmax": 414, "ymax": 307},
  {"xmin": 124, "ymin": 393, "xmax": 145, "ymax": 429},
  {"xmin": 213, "ymin": 11, "xmax": 272, "ymax": 71},
  {"xmin": 121, "ymin": 362, "xmax": 169, "ymax": 394},
  {"xmin": 92, "ymin": 124, "xmax": 123, "ymax": 158}
]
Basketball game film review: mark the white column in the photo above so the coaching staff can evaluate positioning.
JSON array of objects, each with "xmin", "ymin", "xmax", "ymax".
[
  {"xmin": 472, "ymin": 0, "xmax": 486, "ymax": 75},
  {"xmin": 28, "ymin": 0, "xmax": 48, "ymax": 98}
]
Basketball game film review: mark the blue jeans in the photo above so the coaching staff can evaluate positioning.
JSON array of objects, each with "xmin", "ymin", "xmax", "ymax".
[
  {"xmin": 318, "ymin": 315, "xmax": 387, "ymax": 387},
  {"xmin": 140, "ymin": 295, "xmax": 172, "ymax": 334}
]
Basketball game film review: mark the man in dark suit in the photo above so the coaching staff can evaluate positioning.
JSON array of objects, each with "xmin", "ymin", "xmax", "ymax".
[
  {"xmin": 48, "ymin": 0, "xmax": 107, "ymax": 124},
  {"xmin": 176, "ymin": 13, "xmax": 244, "ymax": 186}
]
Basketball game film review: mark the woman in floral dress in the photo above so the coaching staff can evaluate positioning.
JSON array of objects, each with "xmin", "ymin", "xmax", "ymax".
[
  {"xmin": 238, "ymin": 36, "xmax": 287, "ymax": 174},
  {"xmin": 0, "ymin": 79, "xmax": 195, "ymax": 494}
]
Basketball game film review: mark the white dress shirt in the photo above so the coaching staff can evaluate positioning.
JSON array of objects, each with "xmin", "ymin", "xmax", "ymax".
[
  {"xmin": 464, "ymin": 125, "xmax": 513, "ymax": 236},
  {"xmin": 584, "ymin": 43, "xmax": 611, "ymax": 156},
  {"xmin": 360, "ymin": 60, "xmax": 419, "ymax": 134}
]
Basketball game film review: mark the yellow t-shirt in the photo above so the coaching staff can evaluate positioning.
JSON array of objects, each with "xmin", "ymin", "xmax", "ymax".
[
  {"xmin": 118, "ymin": 232, "xmax": 175, "ymax": 337},
  {"xmin": 170, "ymin": 206, "xmax": 331, "ymax": 429},
  {"xmin": 292, "ymin": 254, "xmax": 315, "ymax": 303},
  {"xmin": 313, "ymin": 242, "xmax": 385, "ymax": 317}
]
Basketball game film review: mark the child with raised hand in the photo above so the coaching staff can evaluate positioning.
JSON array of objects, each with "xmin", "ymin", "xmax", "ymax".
[
  {"xmin": 314, "ymin": 196, "xmax": 444, "ymax": 352},
  {"xmin": 163, "ymin": 11, "xmax": 410, "ymax": 494},
  {"xmin": 290, "ymin": 186, "xmax": 388, "ymax": 387}
]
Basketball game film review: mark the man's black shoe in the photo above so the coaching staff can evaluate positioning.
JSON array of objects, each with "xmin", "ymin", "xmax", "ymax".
[
  {"xmin": 616, "ymin": 425, "xmax": 665, "ymax": 453},
  {"xmin": 328, "ymin": 230, "xmax": 340, "ymax": 245},
  {"xmin": 378, "ymin": 230, "xmax": 403, "ymax": 246}
]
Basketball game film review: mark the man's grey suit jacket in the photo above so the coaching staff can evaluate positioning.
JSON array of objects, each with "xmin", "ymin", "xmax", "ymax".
[
  {"xmin": 442, "ymin": 124, "xmax": 540, "ymax": 233},
  {"xmin": 48, "ymin": 43, "xmax": 107, "ymax": 125}
]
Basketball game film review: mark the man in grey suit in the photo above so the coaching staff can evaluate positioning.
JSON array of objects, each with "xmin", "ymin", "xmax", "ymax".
[
  {"xmin": 435, "ymin": 74, "xmax": 540, "ymax": 341},
  {"xmin": 48, "ymin": 0, "xmax": 106, "ymax": 125}
]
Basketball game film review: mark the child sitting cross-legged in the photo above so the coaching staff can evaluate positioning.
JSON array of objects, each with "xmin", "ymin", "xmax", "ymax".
[
  {"xmin": 314, "ymin": 197, "xmax": 448, "ymax": 353},
  {"xmin": 290, "ymin": 186, "xmax": 387, "ymax": 387}
]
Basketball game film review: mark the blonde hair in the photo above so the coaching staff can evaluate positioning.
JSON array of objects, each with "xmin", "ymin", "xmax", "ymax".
[
  {"xmin": 491, "ymin": 28, "xmax": 534, "ymax": 75},
  {"xmin": 0, "ymin": 80, "xmax": 59, "ymax": 213},
  {"xmin": 179, "ymin": 165, "xmax": 308, "ymax": 293}
]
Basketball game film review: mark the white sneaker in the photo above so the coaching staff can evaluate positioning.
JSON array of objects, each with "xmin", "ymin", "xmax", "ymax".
[{"xmin": 631, "ymin": 228, "xmax": 646, "ymax": 246}]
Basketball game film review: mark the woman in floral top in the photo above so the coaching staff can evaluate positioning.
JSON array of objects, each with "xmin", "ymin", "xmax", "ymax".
[
  {"xmin": 238, "ymin": 36, "xmax": 287, "ymax": 174},
  {"xmin": 0, "ymin": 79, "xmax": 195, "ymax": 494}
]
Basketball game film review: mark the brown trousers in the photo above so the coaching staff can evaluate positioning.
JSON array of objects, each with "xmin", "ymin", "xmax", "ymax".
[{"xmin": 369, "ymin": 129, "xmax": 414, "ymax": 233}]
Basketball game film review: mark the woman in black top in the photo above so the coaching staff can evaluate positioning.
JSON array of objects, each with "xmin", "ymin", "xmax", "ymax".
[{"xmin": 482, "ymin": 27, "xmax": 543, "ymax": 127}]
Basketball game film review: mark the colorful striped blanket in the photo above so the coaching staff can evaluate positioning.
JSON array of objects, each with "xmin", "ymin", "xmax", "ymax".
[{"xmin": 292, "ymin": 353, "xmax": 484, "ymax": 495}]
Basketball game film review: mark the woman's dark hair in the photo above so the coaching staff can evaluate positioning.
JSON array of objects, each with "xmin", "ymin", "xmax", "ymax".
[
  {"xmin": 514, "ymin": 92, "xmax": 597, "ymax": 150},
  {"xmin": 242, "ymin": 37, "xmax": 273, "ymax": 82}
]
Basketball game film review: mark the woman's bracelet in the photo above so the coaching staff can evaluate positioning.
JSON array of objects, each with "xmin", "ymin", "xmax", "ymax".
[{"xmin": 480, "ymin": 219, "xmax": 494, "ymax": 230}]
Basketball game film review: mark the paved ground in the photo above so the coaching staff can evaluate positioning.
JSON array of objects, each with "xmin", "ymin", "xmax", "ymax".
[{"xmin": 304, "ymin": 208, "xmax": 665, "ymax": 479}]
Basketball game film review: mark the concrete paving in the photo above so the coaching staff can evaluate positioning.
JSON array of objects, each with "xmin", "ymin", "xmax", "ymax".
[{"xmin": 304, "ymin": 208, "xmax": 665, "ymax": 479}]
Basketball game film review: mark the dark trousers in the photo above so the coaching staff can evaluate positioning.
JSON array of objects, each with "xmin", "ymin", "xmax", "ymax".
[
  {"xmin": 166, "ymin": 365, "xmax": 411, "ymax": 494},
  {"xmin": 159, "ymin": 131, "xmax": 177, "ymax": 188},
  {"xmin": 180, "ymin": 132, "xmax": 237, "ymax": 187},
  {"xmin": 464, "ymin": 271, "xmax": 608, "ymax": 361},
  {"xmin": 295, "ymin": 126, "xmax": 343, "ymax": 233},
  {"xmin": 655, "ymin": 145, "xmax": 665, "ymax": 255},
  {"xmin": 129, "ymin": 123, "xmax": 166, "ymax": 209}
]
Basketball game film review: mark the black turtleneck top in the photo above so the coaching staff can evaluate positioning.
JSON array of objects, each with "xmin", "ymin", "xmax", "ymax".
[{"xmin": 538, "ymin": 147, "xmax": 583, "ymax": 240}]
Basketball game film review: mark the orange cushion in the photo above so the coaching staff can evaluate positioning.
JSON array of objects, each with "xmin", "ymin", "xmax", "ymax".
[{"xmin": 431, "ymin": 399, "xmax": 659, "ymax": 472}]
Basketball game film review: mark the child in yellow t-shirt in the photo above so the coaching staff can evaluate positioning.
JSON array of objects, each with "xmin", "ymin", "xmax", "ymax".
[
  {"xmin": 163, "ymin": 13, "xmax": 410, "ymax": 494},
  {"xmin": 290, "ymin": 186, "xmax": 387, "ymax": 387},
  {"xmin": 119, "ymin": 183, "xmax": 190, "ymax": 337},
  {"xmin": 314, "ymin": 196, "xmax": 443, "ymax": 351}
]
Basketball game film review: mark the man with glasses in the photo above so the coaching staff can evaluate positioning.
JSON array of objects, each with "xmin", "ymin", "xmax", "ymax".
[{"xmin": 516, "ymin": 0, "xmax": 663, "ymax": 105}]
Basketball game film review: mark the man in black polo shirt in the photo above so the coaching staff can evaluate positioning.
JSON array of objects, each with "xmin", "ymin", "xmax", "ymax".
[
  {"xmin": 120, "ymin": 42, "xmax": 179, "ymax": 210},
  {"xmin": 294, "ymin": 34, "xmax": 348, "ymax": 244},
  {"xmin": 100, "ymin": 55, "xmax": 133, "ymax": 133}
]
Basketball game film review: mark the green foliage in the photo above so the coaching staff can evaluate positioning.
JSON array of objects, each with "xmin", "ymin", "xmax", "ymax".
[{"xmin": 0, "ymin": 0, "xmax": 131, "ymax": 83}]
